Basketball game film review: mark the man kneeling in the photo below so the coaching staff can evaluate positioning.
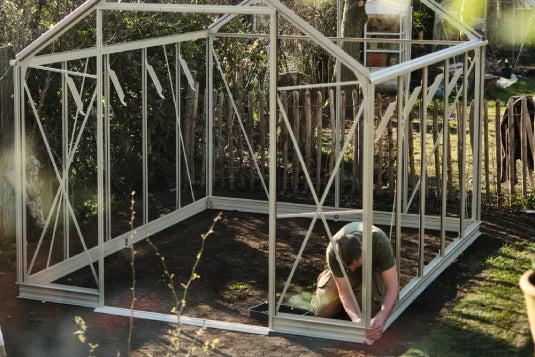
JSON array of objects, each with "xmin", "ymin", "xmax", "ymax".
[{"xmin": 311, "ymin": 222, "xmax": 398, "ymax": 341}]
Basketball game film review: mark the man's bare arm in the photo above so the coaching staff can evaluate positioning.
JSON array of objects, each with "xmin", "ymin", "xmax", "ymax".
[
  {"xmin": 366, "ymin": 266, "xmax": 399, "ymax": 341},
  {"xmin": 333, "ymin": 276, "xmax": 362, "ymax": 323}
]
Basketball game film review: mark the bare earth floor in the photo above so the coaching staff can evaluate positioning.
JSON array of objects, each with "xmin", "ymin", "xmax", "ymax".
[{"xmin": 0, "ymin": 208, "xmax": 534, "ymax": 356}]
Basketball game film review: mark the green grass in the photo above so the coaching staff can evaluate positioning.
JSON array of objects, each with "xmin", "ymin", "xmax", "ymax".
[
  {"xmin": 488, "ymin": 75, "xmax": 535, "ymax": 103},
  {"xmin": 400, "ymin": 241, "xmax": 535, "ymax": 357}
]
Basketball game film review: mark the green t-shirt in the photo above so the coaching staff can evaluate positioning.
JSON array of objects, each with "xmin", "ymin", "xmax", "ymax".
[{"xmin": 327, "ymin": 222, "xmax": 395, "ymax": 278}]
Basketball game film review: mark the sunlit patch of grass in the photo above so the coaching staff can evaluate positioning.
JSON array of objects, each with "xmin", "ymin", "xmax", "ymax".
[
  {"xmin": 226, "ymin": 281, "xmax": 252, "ymax": 292},
  {"xmin": 490, "ymin": 76, "xmax": 535, "ymax": 103},
  {"xmin": 400, "ymin": 241, "xmax": 535, "ymax": 357}
]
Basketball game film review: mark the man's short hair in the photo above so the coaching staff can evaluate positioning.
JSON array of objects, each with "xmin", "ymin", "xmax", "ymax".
[{"xmin": 336, "ymin": 234, "xmax": 362, "ymax": 266}]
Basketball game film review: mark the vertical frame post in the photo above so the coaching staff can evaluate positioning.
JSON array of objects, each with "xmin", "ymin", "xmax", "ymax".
[
  {"xmin": 207, "ymin": 35, "xmax": 214, "ymax": 198},
  {"xmin": 441, "ymin": 59, "xmax": 449, "ymax": 256},
  {"xmin": 21, "ymin": 65, "xmax": 27, "ymax": 280},
  {"xmin": 96, "ymin": 8, "xmax": 105, "ymax": 305},
  {"xmin": 460, "ymin": 52, "xmax": 468, "ymax": 239},
  {"xmin": 473, "ymin": 46, "xmax": 485, "ymax": 221},
  {"xmin": 176, "ymin": 43, "xmax": 182, "ymax": 210},
  {"xmin": 14, "ymin": 64, "xmax": 23, "ymax": 283},
  {"xmin": 61, "ymin": 61, "xmax": 70, "ymax": 257},
  {"xmin": 142, "ymin": 48, "xmax": 148, "ymax": 224},
  {"xmin": 105, "ymin": 55, "xmax": 112, "ymax": 242},
  {"xmin": 334, "ymin": 0, "xmax": 342, "ymax": 208},
  {"xmin": 268, "ymin": 9, "xmax": 278, "ymax": 330},
  {"xmin": 419, "ymin": 66, "xmax": 428, "ymax": 277},
  {"xmin": 362, "ymin": 80, "xmax": 374, "ymax": 327},
  {"xmin": 395, "ymin": 76, "xmax": 403, "ymax": 281}
]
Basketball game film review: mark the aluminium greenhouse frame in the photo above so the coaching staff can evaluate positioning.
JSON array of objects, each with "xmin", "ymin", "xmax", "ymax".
[{"xmin": 13, "ymin": 0, "xmax": 486, "ymax": 344}]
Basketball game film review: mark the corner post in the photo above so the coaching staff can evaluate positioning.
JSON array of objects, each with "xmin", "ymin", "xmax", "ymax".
[
  {"xmin": 207, "ymin": 34, "xmax": 214, "ymax": 198},
  {"xmin": 362, "ymin": 80, "xmax": 375, "ymax": 328},
  {"xmin": 268, "ymin": 9, "xmax": 278, "ymax": 330},
  {"xmin": 96, "ymin": 8, "xmax": 105, "ymax": 305}
]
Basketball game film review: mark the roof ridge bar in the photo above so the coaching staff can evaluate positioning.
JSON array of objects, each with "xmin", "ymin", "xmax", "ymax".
[
  {"xmin": 264, "ymin": 0, "xmax": 369, "ymax": 81},
  {"xmin": 95, "ymin": 3, "xmax": 272, "ymax": 15}
]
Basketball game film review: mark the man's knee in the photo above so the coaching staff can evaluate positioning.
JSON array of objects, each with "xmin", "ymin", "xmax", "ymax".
[{"xmin": 311, "ymin": 270, "xmax": 341, "ymax": 317}]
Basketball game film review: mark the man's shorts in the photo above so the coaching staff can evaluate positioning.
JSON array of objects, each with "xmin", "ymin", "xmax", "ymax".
[{"xmin": 310, "ymin": 268, "xmax": 386, "ymax": 318}]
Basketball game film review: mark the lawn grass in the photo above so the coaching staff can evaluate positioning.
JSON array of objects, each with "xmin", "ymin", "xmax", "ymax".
[
  {"xmin": 488, "ymin": 75, "xmax": 535, "ymax": 103},
  {"xmin": 400, "ymin": 239, "xmax": 535, "ymax": 357}
]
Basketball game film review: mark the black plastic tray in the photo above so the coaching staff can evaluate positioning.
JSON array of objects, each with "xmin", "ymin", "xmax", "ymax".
[{"xmin": 248, "ymin": 302, "xmax": 312, "ymax": 321}]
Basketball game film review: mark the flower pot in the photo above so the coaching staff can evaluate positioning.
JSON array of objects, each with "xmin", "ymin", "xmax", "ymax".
[{"xmin": 520, "ymin": 270, "xmax": 535, "ymax": 344}]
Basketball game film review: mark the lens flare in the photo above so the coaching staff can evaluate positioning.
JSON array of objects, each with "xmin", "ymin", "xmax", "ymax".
[
  {"xmin": 446, "ymin": 0, "xmax": 486, "ymax": 27},
  {"xmin": 498, "ymin": 9, "xmax": 535, "ymax": 46}
]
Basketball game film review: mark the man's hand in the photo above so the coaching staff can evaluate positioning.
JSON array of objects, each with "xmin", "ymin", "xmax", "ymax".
[{"xmin": 365, "ymin": 314, "xmax": 385, "ymax": 341}]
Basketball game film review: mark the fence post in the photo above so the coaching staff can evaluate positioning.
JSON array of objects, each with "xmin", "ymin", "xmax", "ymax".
[
  {"xmin": 292, "ymin": 90, "xmax": 300, "ymax": 193},
  {"xmin": 329, "ymin": 89, "xmax": 336, "ymax": 176},
  {"xmin": 387, "ymin": 98, "xmax": 394, "ymax": 192},
  {"xmin": 217, "ymin": 92, "xmax": 225, "ymax": 186},
  {"xmin": 352, "ymin": 89, "xmax": 360, "ymax": 194},
  {"xmin": 281, "ymin": 91, "xmax": 289, "ymax": 192},
  {"xmin": 201, "ymin": 88, "xmax": 207, "ymax": 187},
  {"xmin": 524, "ymin": 98, "xmax": 535, "ymax": 187},
  {"xmin": 259, "ymin": 91, "xmax": 267, "ymax": 180},
  {"xmin": 447, "ymin": 110, "xmax": 452, "ymax": 192},
  {"xmin": 376, "ymin": 95, "xmax": 384, "ymax": 196},
  {"xmin": 495, "ymin": 99, "xmax": 502, "ymax": 201},
  {"xmin": 507, "ymin": 98, "xmax": 515, "ymax": 197},
  {"xmin": 456, "ymin": 103, "xmax": 462, "ymax": 183},
  {"xmin": 339, "ymin": 90, "xmax": 346, "ymax": 195},
  {"xmin": 0, "ymin": 45, "xmax": 14, "ymax": 242},
  {"xmin": 248, "ymin": 91, "xmax": 255, "ymax": 191},
  {"xmin": 408, "ymin": 112, "xmax": 415, "ymax": 191},
  {"xmin": 520, "ymin": 97, "xmax": 531, "ymax": 198},
  {"xmin": 227, "ymin": 95, "xmax": 235, "ymax": 190},
  {"xmin": 433, "ymin": 99, "xmax": 441, "ymax": 195},
  {"xmin": 305, "ymin": 90, "xmax": 312, "ymax": 190},
  {"xmin": 191, "ymin": 82, "xmax": 200, "ymax": 184},
  {"xmin": 483, "ymin": 100, "xmax": 490, "ymax": 199},
  {"xmin": 316, "ymin": 91, "xmax": 323, "ymax": 194},
  {"xmin": 469, "ymin": 101, "xmax": 474, "ymax": 153}
]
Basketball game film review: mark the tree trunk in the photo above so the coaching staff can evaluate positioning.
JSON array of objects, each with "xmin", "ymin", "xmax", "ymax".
[{"xmin": 341, "ymin": 0, "xmax": 368, "ymax": 83}]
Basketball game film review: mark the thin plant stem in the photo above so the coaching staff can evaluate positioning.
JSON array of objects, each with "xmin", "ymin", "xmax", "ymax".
[{"xmin": 146, "ymin": 212, "xmax": 222, "ymax": 356}]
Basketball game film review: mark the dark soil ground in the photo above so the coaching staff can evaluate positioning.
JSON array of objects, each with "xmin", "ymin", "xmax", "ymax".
[{"xmin": 0, "ymin": 205, "xmax": 534, "ymax": 356}]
